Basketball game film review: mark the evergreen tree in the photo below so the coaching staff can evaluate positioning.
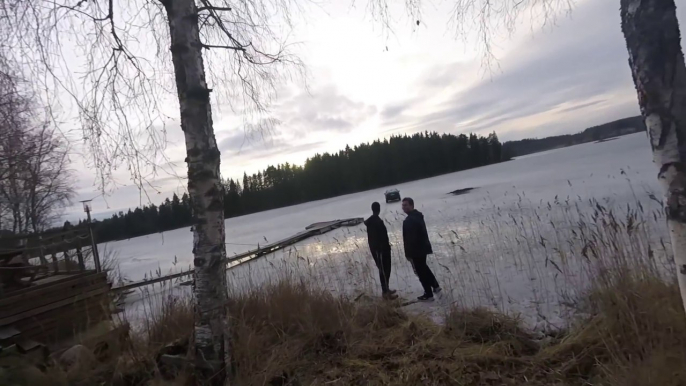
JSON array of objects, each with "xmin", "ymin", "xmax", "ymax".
[{"xmin": 88, "ymin": 131, "xmax": 504, "ymax": 242}]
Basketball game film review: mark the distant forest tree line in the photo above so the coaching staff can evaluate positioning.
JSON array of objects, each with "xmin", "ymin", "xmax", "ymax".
[
  {"xmin": 502, "ymin": 116, "xmax": 646, "ymax": 158},
  {"xmin": 72, "ymin": 131, "xmax": 503, "ymax": 242},
  {"xmin": 62, "ymin": 115, "xmax": 646, "ymax": 243}
]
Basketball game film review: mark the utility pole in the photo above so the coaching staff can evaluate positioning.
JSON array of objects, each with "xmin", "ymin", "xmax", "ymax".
[{"xmin": 81, "ymin": 200, "xmax": 101, "ymax": 273}]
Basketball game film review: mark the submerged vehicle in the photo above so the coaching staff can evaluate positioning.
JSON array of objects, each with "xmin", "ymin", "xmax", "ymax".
[{"xmin": 384, "ymin": 189, "xmax": 401, "ymax": 203}]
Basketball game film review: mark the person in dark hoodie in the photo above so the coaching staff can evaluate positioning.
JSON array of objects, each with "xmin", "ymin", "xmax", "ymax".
[
  {"xmin": 402, "ymin": 197, "xmax": 441, "ymax": 301},
  {"xmin": 364, "ymin": 202, "xmax": 398, "ymax": 299}
]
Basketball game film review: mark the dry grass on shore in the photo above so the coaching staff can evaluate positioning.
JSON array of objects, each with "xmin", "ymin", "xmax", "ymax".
[
  {"xmin": 221, "ymin": 273, "xmax": 686, "ymax": 386},
  {"xmin": 5, "ymin": 266, "xmax": 684, "ymax": 386},
  {"xmin": 4, "ymin": 200, "xmax": 686, "ymax": 385}
]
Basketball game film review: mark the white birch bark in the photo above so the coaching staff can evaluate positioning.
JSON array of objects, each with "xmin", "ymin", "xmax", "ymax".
[
  {"xmin": 163, "ymin": 0, "xmax": 230, "ymax": 383},
  {"xmin": 621, "ymin": 0, "xmax": 686, "ymax": 312}
]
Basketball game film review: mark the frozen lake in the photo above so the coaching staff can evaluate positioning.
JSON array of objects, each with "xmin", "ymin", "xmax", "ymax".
[{"xmin": 112, "ymin": 132, "xmax": 671, "ymax": 328}]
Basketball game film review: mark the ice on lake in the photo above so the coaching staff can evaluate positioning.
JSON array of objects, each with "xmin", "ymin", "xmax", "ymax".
[{"xmin": 112, "ymin": 133, "xmax": 670, "ymax": 329}]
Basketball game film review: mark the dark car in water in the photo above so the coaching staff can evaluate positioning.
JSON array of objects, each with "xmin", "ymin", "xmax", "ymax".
[{"xmin": 384, "ymin": 189, "xmax": 401, "ymax": 203}]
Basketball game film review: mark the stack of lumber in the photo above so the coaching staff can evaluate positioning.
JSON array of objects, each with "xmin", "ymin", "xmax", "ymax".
[{"xmin": 0, "ymin": 271, "xmax": 111, "ymax": 346}]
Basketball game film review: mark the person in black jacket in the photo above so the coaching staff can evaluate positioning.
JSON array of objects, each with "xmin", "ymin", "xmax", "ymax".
[
  {"xmin": 364, "ymin": 202, "xmax": 397, "ymax": 299},
  {"xmin": 402, "ymin": 197, "xmax": 441, "ymax": 301}
]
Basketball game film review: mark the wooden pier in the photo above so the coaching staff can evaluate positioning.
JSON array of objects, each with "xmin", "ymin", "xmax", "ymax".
[{"xmin": 112, "ymin": 217, "xmax": 364, "ymax": 293}]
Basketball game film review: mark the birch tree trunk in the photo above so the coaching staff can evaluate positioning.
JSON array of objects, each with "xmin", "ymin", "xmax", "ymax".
[
  {"xmin": 163, "ymin": 0, "xmax": 230, "ymax": 383},
  {"xmin": 621, "ymin": 0, "xmax": 686, "ymax": 312}
]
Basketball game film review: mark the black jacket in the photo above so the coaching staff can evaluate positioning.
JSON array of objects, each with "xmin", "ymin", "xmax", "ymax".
[
  {"xmin": 364, "ymin": 214, "xmax": 390, "ymax": 253},
  {"xmin": 403, "ymin": 209, "xmax": 433, "ymax": 258}
]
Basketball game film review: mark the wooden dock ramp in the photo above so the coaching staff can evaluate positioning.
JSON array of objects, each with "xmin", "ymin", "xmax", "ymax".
[{"xmin": 112, "ymin": 217, "xmax": 364, "ymax": 292}]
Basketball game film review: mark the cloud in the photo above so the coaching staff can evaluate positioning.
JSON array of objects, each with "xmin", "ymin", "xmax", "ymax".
[
  {"xmin": 214, "ymin": 84, "xmax": 379, "ymax": 177},
  {"xmin": 217, "ymin": 117, "xmax": 284, "ymax": 154},
  {"xmin": 218, "ymin": 125, "xmax": 326, "ymax": 168},
  {"xmin": 276, "ymin": 84, "xmax": 377, "ymax": 134},
  {"xmin": 557, "ymin": 100, "xmax": 607, "ymax": 114},
  {"xmin": 237, "ymin": 141, "xmax": 328, "ymax": 162},
  {"xmin": 382, "ymin": 0, "xmax": 640, "ymax": 138},
  {"xmin": 420, "ymin": 61, "xmax": 474, "ymax": 90},
  {"xmin": 381, "ymin": 102, "xmax": 409, "ymax": 120},
  {"xmin": 219, "ymin": 130, "xmax": 253, "ymax": 153}
]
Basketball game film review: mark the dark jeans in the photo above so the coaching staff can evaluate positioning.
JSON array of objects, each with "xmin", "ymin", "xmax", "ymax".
[
  {"xmin": 411, "ymin": 254, "xmax": 439, "ymax": 296},
  {"xmin": 371, "ymin": 249, "xmax": 392, "ymax": 294}
]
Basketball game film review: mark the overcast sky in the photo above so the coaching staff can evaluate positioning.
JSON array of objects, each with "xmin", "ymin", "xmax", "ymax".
[{"xmin": 62, "ymin": 0, "xmax": 686, "ymax": 222}]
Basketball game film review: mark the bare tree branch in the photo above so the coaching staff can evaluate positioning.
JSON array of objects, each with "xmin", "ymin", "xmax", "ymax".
[
  {"xmin": 197, "ymin": 5, "xmax": 232, "ymax": 12},
  {"xmin": 0, "ymin": 0, "xmax": 305, "ymax": 196},
  {"xmin": 364, "ymin": 0, "xmax": 571, "ymax": 69},
  {"xmin": 0, "ymin": 70, "xmax": 74, "ymax": 233},
  {"xmin": 201, "ymin": 43, "xmax": 246, "ymax": 51}
]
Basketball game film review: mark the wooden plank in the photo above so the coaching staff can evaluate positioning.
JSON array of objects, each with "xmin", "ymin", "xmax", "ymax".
[
  {"xmin": 19, "ymin": 303, "xmax": 98, "ymax": 333},
  {"xmin": 0, "ymin": 280, "xmax": 107, "ymax": 319},
  {"xmin": 7, "ymin": 296, "xmax": 109, "ymax": 343},
  {"xmin": 0, "ymin": 326, "xmax": 20, "ymax": 340},
  {"xmin": 15, "ymin": 337, "xmax": 43, "ymax": 352},
  {"xmin": 17, "ymin": 295, "xmax": 108, "ymax": 333},
  {"xmin": 23, "ymin": 314, "xmax": 100, "ymax": 344},
  {"xmin": 19, "ymin": 298, "xmax": 109, "ymax": 343},
  {"xmin": 0, "ymin": 280, "xmax": 110, "ymax": 319},
  {"xmin": 0, "ymin": 271, "xmax": 102, "ymax": 306},
  {"xmin": 0, "ymin": 274, "xmax": 101, "ymax": 309},
  {"xmin": 14, "ymin": 294, "xmax": 109, "ymax": 332},
  {"xmin": 305, "ymin": 221, "xmax": 336, "ymax": 230},
  {"xmin": 18, "ymin": 303, "xmax": 102, "ymax": 338},
  {"xmin": 0, "ymin": 228, "xmax": 89, "ymax": 242},
  {"xmin": 31, "ymin": 273, "xmax": 82, "ymax": 285},
  {"xmin": 111, "ymin": 270, "xmax": 193, "ymax": 293},
  {"xmin": 0, "ymin": 286, "xmax": 110, "ymax": 326}
]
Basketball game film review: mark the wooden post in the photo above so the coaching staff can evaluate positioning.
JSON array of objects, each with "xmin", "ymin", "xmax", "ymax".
[
  {"xmin": 34, "ymin": 236, "xmax": 48, "ymax": 277},
  {"xmin": 63, "ymin": 248, "xmax": 71, "ymax": 273},
  {"xmin": 85, "ymin": 209, "xmax": 101, "ymax": 273},
  {"xmin": 90, "ymin": 233, "xmax": 101, "ymax": 273},
  {"xmin": 51, "ymin": 249, "xmax": 59, "ymax": 274},
  {"xmin": 38, "ymin": 241, "xmax": 48, "ymax": 271},
  {"xmin": 76, "ymin": 237, "xmax": 85, "ymax": 271}
]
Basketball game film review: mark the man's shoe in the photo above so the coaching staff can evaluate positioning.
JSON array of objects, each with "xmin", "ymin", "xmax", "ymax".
[
  {"xmin": 417, "ymin": 294, "xmax": 434, "ymax": 302},
  {"xmin": 383, "ymin": 292, "xmax": 398, "ymax": 300},
  {"xmin": 433, "ymin": 287, "xmax": 442, "ymax": 294}
]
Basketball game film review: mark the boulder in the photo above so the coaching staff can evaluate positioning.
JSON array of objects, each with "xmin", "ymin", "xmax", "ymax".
[{"xmin": 58, "ymin": 345, "xmax": 96, "ymax": 374}]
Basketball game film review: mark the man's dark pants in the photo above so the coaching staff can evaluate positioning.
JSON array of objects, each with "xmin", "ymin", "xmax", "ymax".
[
  {"xmin": 372, "ymin": 249, "xmax": 392, "ymax": 294},
  {"xmin": 411, "ymin": 254, "xmax": 439, "ymax": 296}
]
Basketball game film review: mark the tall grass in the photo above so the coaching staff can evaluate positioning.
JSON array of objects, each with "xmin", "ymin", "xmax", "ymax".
[
  {"xmin": 57, "ymin": 272, "xmax": 686, "ymax": 385},
  {"xmin": 218, "ymin": 192, "xmax": 671, "ymax": 329},
  {"xmin": 5, "ymin": 193, "xmax": 686, "ymax": 385}
]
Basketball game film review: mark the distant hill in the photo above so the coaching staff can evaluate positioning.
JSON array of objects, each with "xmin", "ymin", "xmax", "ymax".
[{"xmin": 502, "ymin": 116, "xmax": 646, "ymax": 158}]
